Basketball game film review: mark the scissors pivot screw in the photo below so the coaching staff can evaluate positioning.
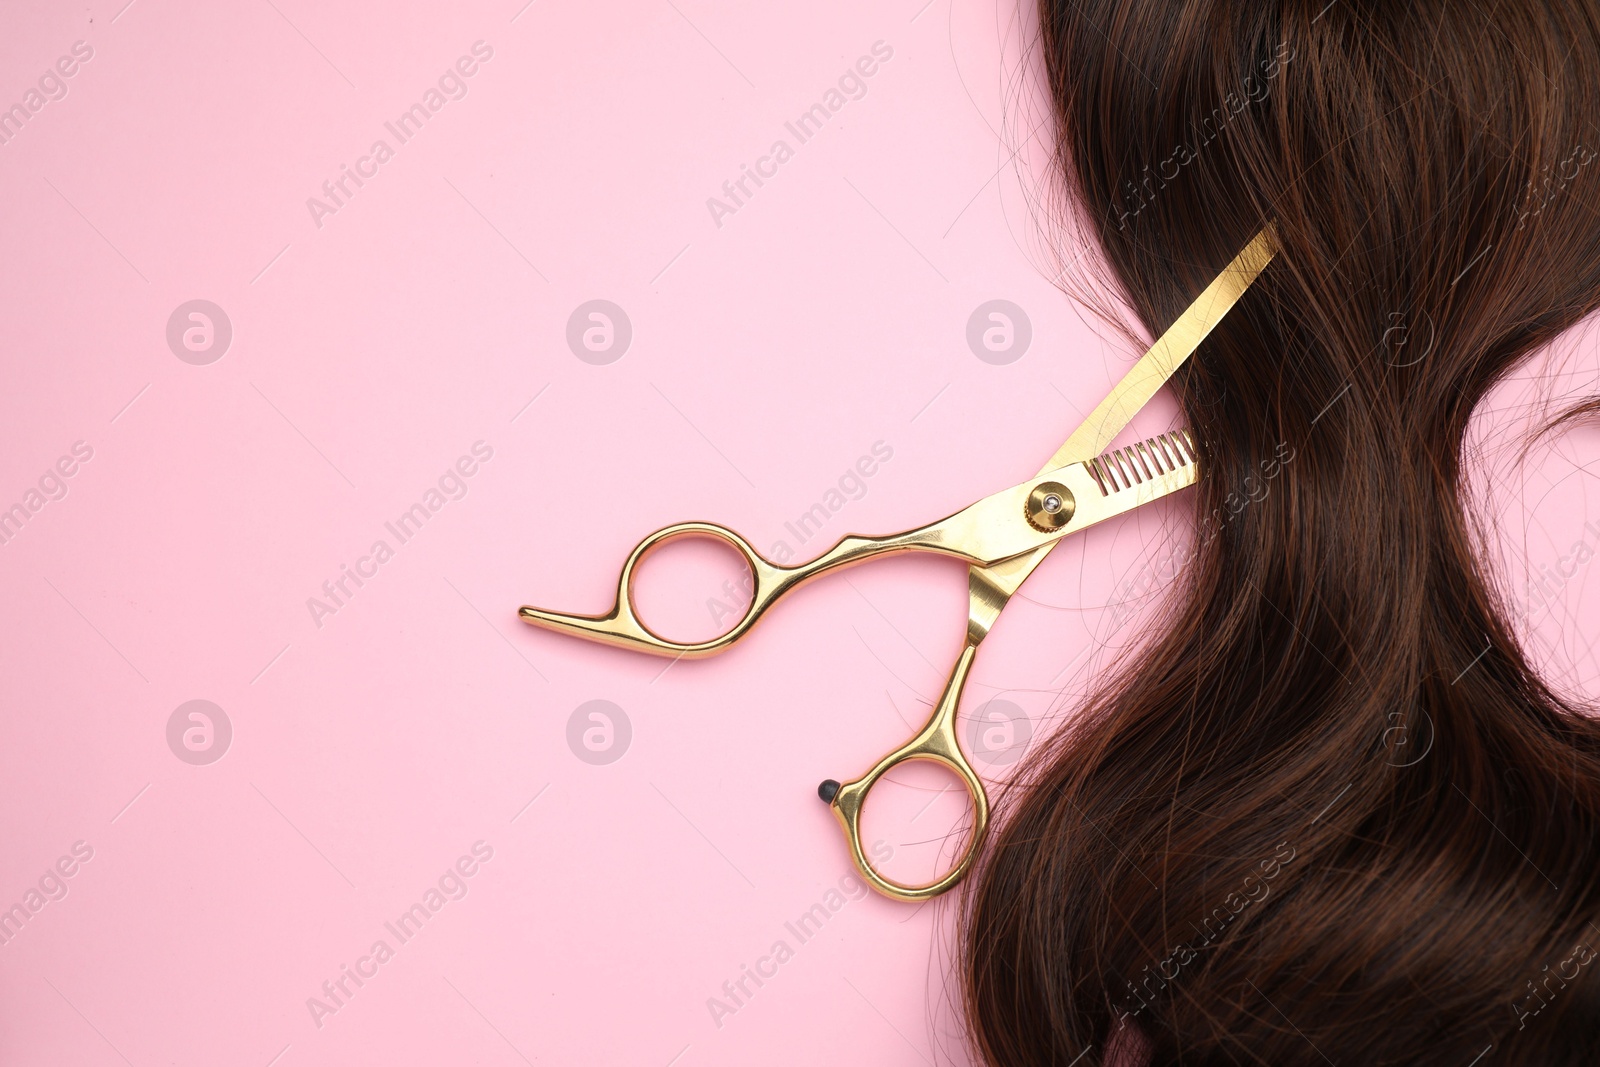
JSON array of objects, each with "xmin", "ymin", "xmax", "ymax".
[{"xmin": 1025, "ymin": 482, "xmax": 1075, "ymax": 531}]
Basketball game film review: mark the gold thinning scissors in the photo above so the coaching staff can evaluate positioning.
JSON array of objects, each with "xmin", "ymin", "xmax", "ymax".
[{"xmin": 519, "ymin": 228, "xmax": 1276, "ymax": 901}]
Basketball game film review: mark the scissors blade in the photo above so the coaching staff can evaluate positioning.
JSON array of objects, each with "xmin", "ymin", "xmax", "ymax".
[
  {"xmin": 967, "ymin": 226, "xmax": 1277, "ymax": 632},
  {"xmin": 1042, "ymin": 226, "xmax": 1277, "ymax": 471}
]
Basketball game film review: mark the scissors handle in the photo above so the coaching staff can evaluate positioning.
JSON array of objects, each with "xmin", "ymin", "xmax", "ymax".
[
  {"xmin": 516, "ymin": 519, "xmax": 986, "ymax": 658},
  {"xmin": 820, "ymin": 639, "xmax": 988, "ymax": 902}
]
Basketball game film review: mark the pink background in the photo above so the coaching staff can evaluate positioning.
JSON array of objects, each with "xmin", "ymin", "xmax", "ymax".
[{"xmin": 1, "ymin": 1, "xmax": 1597, "ymax": 1064}]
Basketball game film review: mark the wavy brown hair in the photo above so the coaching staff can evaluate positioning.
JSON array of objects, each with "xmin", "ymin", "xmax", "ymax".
[{"xmin": 961, "ymin": 2, "xmax": 1600, "ymax": 1064}]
